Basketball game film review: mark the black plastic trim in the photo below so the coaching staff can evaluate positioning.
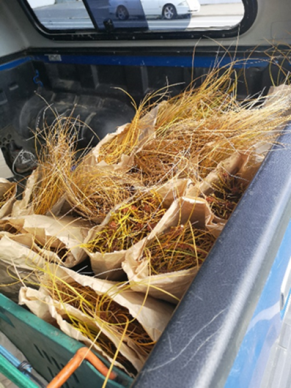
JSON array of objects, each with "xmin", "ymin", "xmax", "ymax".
[
  {"xmin": 132, "ymin": 124, "xmax": 291, "ymax": 388},
  {"xmin": 18, "ymin": 0, "xmax": 257, "ymax": 41},
  {"xmin": 81, "ymin": 0, "xmax": 100, "ymax": 30},
  {"xmin": 0, "ymin": 51, "xmax": 27, "ymax": 66},
  {"xmin": 26, "ymin": 45, "xmax": 272, "ymax": 57},
  {"xmin": 25, "ymin": 45, "xmax": 291, "ymax": 69}
]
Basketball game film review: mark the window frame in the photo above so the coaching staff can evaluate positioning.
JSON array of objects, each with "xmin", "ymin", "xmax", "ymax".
[{"xmin": 19, "ymin": 0, "xmax": 257, "ymax": 41}]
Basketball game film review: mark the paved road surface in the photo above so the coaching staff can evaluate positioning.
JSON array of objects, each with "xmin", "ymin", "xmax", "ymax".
[{"xmin": 34, "ymin": 2, "xmax": 244, "ymax": 30}]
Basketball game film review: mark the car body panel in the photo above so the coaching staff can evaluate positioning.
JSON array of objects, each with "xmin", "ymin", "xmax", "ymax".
[
  {"xmin": 109, "ymin": 0, "xmax": 200, "ymax": 19},
  {"xmin": 225, "ymin": 221, "xmax": 291, "ymax": 388}
]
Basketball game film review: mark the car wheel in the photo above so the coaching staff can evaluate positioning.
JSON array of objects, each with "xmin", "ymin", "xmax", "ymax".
[
  {"xmin": 162, "ymin": 4, "xmax": 177, "ymax": 20},
  {"xmin": 116, "ymin": 5, "xmax": 129, "ymax": 20}
]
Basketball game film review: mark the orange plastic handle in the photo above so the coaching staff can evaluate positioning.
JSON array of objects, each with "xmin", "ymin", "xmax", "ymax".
[{"xmin": 47, "ymin": 347, "xmax": 116, "ymax": 388}]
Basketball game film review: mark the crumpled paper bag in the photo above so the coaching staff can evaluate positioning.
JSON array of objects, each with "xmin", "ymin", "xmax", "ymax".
[
  {"xmin": 19, "ymin": 264, "xmax": 174, "ymax": 372},
  {"xmin": 11, "ymin": 170, "xmax": 69, "ymax": 217},
  {"xmin": 122, "ymin": 196, "xmax": 222, "ymax": 303},
  {"xmin": 19, "ymin": 286, "xmax": 130, "ymax": 373},
  {"xmin": 0, "ymin": 179, "xmax": 17, "ymax": 219},
  {"xmin": 0, "ymin": 215, "xmax": 89, "ymax": 268},
  {"xmin": 82, "ymin": 105, "xmax": 160, "ymax": 172},
  {"xmin": 84, "ymin": 179, "xmax": 191, "ymax": 280},
  {"xmin": 0, "ymin": 232, "xmax": 46, "ymax": 301},
  {"xmin": 187, "ymin": 152, "xmax": 250, "ymax": 197}
]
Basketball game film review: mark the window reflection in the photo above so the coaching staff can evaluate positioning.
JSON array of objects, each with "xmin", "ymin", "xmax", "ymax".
[
  {"xmin": 26, "ymin": 0, "xmax": 244, "ymax": 32},
  {"xmin": 26, "ymin": 0, "xmax": 95, "ymax": 30}
]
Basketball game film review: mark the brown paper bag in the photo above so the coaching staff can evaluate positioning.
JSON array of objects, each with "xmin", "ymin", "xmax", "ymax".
[
  {"xmin": 19, "ymin": 264, "xmax": 174, "ymax": 372},
  {"xmin": 84, "ymin": 179, "xmax": 191, "ymax": 280},
  {"xmin": 155, "ymin": 178, "xmax": 192, "ymax": 208},
  {"xmin": 143, "ymin": 196, "xmax": 225, "ymax": 238},
  {"xmin": 123, "ymin": 246, "xmax": 198, "ymax": 304},
  {"xmin": 19, "ymin": 287, "xmax": 132, "ymax": 374},
  {"xmin": 186, "ymin": 152, "xmax": 264, "ymax": 221},
  {"xmin": 0, "ymin": 179, "xmax": 17, "ymax": 219},
  {"xmin": 236, "ymin": 153, "xmax": 264, "ymax": 182},
  {"xmin": 12, "ymin": 170, "xmax": 68, "ymax": 217},
  {"xmin": 0, "ymin": 232, "xmax": 45, "ymax": 301},
  {"xmin": 12, "ymin": 170, "xmax": 39, "ymax": 217},
  {"xmin": 123, "ymin": 196, "xmax": 223, "ymax": 303},
  {"xmin": 186, "ymin": 152, "xmax": 249, "ymax": 197},
  {"xmin": 82, "ymin": 105, "xmax": 160, "ymax": 172},
  {"xmin": 0, "ymin": 215, "xmax": 89, "ymax": 268}
]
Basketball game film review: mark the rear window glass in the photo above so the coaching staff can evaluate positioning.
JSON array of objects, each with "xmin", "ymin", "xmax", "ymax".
[
  {"xmin": 25, "ymin": 0, "xmax": 246, "ymax": 37},
  {"xmin": 27, "ymin": 0, "xmax": 94, "ymax": 30}
]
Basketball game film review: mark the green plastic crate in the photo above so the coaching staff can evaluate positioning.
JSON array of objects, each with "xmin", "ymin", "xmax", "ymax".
[
  {"xmin": 0, "ymin": 353, "xmax": 40, "ymax": 388},
  {"xmin": 0, "ymin": 293, "xmax": 133, "ymax": 388}
]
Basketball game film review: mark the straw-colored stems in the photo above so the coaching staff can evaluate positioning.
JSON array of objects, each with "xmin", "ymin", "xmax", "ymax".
[
  {"xmin": 0, "ymin": 186, "xmax": 15, "ymax": 209},
  {"xmin": 47, "ymin": 280, "xmax": 154, "ymax": 358},
  {"xmin": 145, "ymin": 222, "xmax": 216, "ymax": 275},
  {"xmin": 205, "ymin": 173, "xmax": 248, "ymax": 220},
  {"xmin": 85, "ymin": 192, "xmax": 166, "ymax": 253},
  {"xmin": 66, "ymin": 167, "xmax": 139, "ymax": 221}
]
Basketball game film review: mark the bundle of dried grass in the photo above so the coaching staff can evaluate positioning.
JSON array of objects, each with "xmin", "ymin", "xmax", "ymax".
[
  {"xmin": 20, "ymin": 264, "xmax": 174, "ymax": 374},
  {"xmin": 28, "ymin": 117, "xmax": 79, "ymax": 215},
  {"xmin": 144, "ymin": 221, "xmax": 216, "ymax": 275},
  {"xmin": 204, "ymin": 172, "xmax": 248, "ymax": 219},
  {"xmin": 133, "ymin": 138, "xmax": 195, "ymax": 186},
  {"xmin": 50, "ymin": 280, "xmax": 154, "ymax": 360},
  {"xmin": 154, "ymin": 65, "xmax": 238, "ymax": 134},
  {"xmin": 66, "ymin": 166, "xmax": 141, "ymax": 222},
  {"xmin": 122, "ymin": 196, "xmax": 222, "ymax": 303},
  {"xmin": 132, "ymin": 68, "xmax": 291, "ymax": 186},
  {"xmin": 96, "ymin": 92, "xmax": 159, "ymax": 166},
  {"xmin": 85, "ymin": 191, "xmax": 166, "ymax": 254},
  {"xmin": 196, "ymin": 97, "xmax": 288, "ymax": 178},
  {"xmin": 0, "ymin": 186, "xmax": 14, "ymax": 209},
  {"xmin": 0, "ymin": 179, "xmax": 17, "ymax": 218}
]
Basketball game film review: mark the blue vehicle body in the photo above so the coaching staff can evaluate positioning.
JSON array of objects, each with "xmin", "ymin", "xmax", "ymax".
[{"xmin": 226, "ymin": 222, "xmax": 291, "ymax": 388}]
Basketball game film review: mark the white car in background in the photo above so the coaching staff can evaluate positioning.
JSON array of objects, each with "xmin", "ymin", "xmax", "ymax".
[{"xmin": 109, "ymin": 0, "xmax": 201, "ymax": 20}]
